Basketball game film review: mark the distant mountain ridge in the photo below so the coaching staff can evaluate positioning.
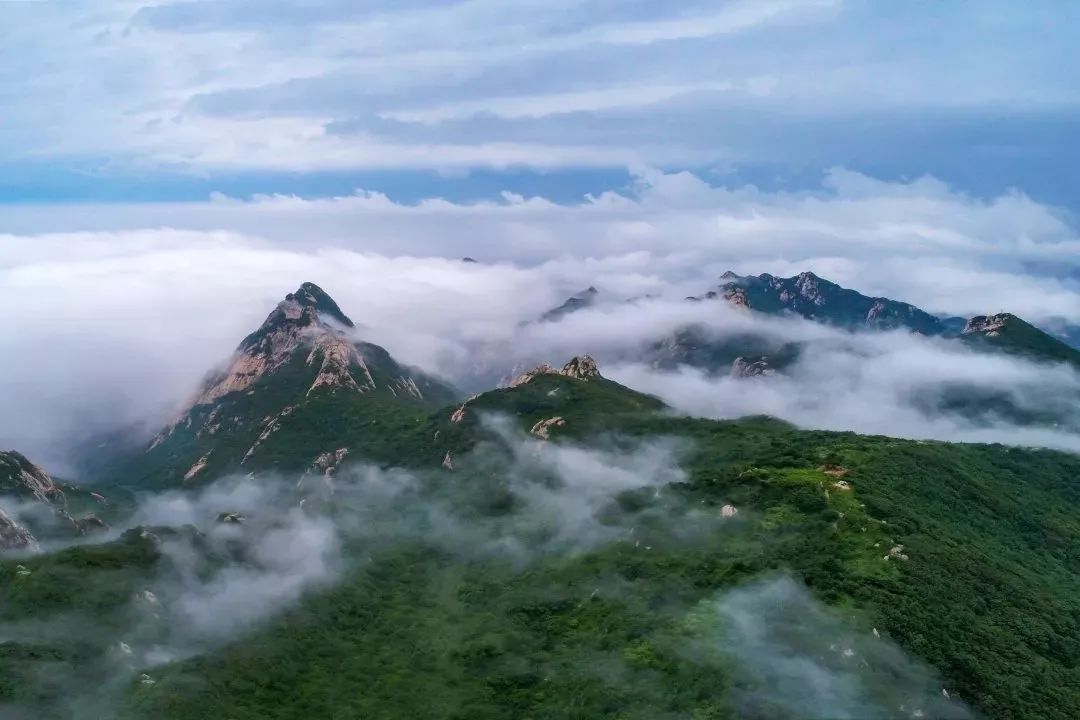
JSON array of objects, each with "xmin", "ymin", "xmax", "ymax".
[
  {"xmin": 5, "ymin": 284, "xmax": 1080, "ymax": 719},
  {"xmin": 539, "ymin": 286, "xmax": 598, "ymax": 322},
  {"xmin": 710, "ymin": 271, "xmax": 952, "ymax": 335}
]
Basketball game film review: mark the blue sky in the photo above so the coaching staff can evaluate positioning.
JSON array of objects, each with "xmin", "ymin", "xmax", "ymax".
[{"xmin": 1, "ymin": 0, "xmax": 1078, "ymax": 207}]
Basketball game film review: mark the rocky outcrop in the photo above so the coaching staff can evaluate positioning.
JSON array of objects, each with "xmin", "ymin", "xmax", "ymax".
[
  {"xmin": 885, "ymin": 544, "xmax": 909, "ymax": 562},
  {"xmin": 150, "ymin": 283, "xmax": 457, "ymax": 457},
  {"xmin": 789, "ymin": 271, "xmax": 827, "ymax": 306},
  {"xmin": 0, "ymin": 451, "xmax": 64, "ymax": 505},
  {"xmin": 184, "ymin": 452, "xmax": 213, "ymax": 482},
  {"xmin": 510, "ymin": 355, "xmax": 602, "ymax": 387},
  {"xmin": 312, "ymin": 448, "xmax": 349, "ymax": 477},
  {"xmin": 530, "ymin": 417, "xmax": 566, "ymax": 439},
  {"xmin": 0, "ymin": 451, "xmax": 107, "ymax": 542},
  {"xmin": 561, "ymin": 355, "xmax": 600, "ymax": 379},
  {"xmin": 963, "ymin": 314, "xmax": 1011, "ymax": 337},
  {"xmin": 730, "ymin": 357, "xmax": 776, "ymax": 378},
  {"xmin": 166, "ymin": 284, "xmax": 372, "ymax": 424},
  {"xmin": 0, "ymin": 506, "xmax": 36, "ymax": 551}
]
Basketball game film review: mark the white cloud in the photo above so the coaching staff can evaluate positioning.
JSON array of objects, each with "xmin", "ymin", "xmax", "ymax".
[
  {"xmin": 1, "ymin": 168, "xmax": 1079, "ymax": 467},
  {"xmin": 2, "ymin": 0, "xmax": 1073, "ymax": 172}
]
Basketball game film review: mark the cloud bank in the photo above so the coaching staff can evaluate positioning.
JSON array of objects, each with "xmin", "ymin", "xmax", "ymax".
[
  {"xmin": 695, "ymin": 575, "xmax": 973, "ymax": 719},
  {"xmin": 2, "ymin": 169, "xmax": 1080, "ymax": 468}
]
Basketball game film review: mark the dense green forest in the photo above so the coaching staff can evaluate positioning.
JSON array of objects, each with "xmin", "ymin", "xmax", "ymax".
[{"xmin": 2, "ymin": 372, "xmax": 1079, "ymax": 719}]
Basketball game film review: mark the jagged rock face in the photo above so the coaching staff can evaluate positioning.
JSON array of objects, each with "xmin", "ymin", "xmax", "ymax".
[
  {"xmin": 0, "ymin": 505, "xmax": 36, "ymax": 551},
  {"xmin": 722, "ymin": 287, "xmax": 749, "ymax": 309},
  {"xmin": 561, "ymin": 355, "xmax": 600, "ymax": 379},
  {"xmin": 312, "ymin": 448, "xmax": 349, "ymax": 477},
  {"xmin": 0, "ymin": 451, "xmax": 107, "ymax": 544},
  {"xmin": 0, "ymin": 451, "xmax": 63, "ymax": 504},
  {"xmin": 510, "ymin": 355, "xmax": 601, "ymax": 388},
  {"xmin": 730, "ymin": 357, "xmax": 776, "ymax": 378},
  {"xmin": 963, "ymin": 314, "xmax": 1011, "ymax": 337}
]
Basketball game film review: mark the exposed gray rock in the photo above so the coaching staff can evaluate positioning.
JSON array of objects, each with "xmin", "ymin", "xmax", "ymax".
[
  {"xmin": 530, "ymin": 416, "xmax": 566, "ymax": 439},
  {"xmin": 560, "ymin": 355, "xmax": 600, "ymax": 380},
  {"xmin": 731, "ymin": 357, "xmax": 776, "ymax": 378},
  {"xmin": 509, "ymin": 355, "xmax": 602, "ymax": 387},
  {"xmin": 963, "ymin": 314, "xmax": 1010, "ymax": 337},
  {"xmin": 0, "ymin": 506, "xmax": 36, "ymax": 551}
]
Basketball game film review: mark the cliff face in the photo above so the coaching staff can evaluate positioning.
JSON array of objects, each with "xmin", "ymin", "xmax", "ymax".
[
  {"xmin": 0, "ymin": 451, "xmax": 107, "ymax": 549},
  {"xmin": 0, "ymin": 451, "xmax": 64, "ymax": 504},
  {"xmin": 963, "ymin": 314, "xmax": 1011, "ymax": 337},
  {"xmin": 0, "ymin": 505, "xmax": 36, "ymax": 551}
]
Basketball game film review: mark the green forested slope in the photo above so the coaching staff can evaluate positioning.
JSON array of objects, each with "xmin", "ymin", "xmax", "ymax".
[{"xmin": 2, "ymin": 372, "xmax": 1079, "ymax": 719}]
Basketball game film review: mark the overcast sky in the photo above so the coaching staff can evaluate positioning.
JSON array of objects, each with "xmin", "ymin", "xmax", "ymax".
[{"xmin": 1, "ymin": 1, "xmax": 1078, "ymax": 205}]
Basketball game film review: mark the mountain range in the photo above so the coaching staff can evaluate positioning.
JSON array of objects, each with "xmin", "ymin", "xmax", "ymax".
[
  {"xmin": 2, "ymin": 278, "xmax": 1079, "ymax": 719},
  {"xmin": 643, "ymin": 270, "xmax": 1080, "ymax": 375}
]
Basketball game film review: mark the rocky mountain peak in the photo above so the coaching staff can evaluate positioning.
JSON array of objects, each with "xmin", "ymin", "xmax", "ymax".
[
  {"xmin": 0, "ymin": 450, "xmax": 107, "ymax": 547},
  {"xmin": 176, "ymin": 283, "xmax": 372, "ymax": 415},
  {"xmin": 792, "ymin": 271, "xmax": 828, "ymax": 304},
  {"xmin": 963, "ymin": 313, "xmax": 1014, "ymax": 336},
  {"xmin": 722, "ymin": 286, "xmax": 750, "ymax": 309},
  {"xmin": 561, "ymin": 355, "xmax": 600, "ymax": 379},
  {"xmin": 290, "ymin": 282, "xmax": 354, "ymax": 328},
  {"xmin": 509, "ymin": 355, "xmax": 602, "ymax": 387}
]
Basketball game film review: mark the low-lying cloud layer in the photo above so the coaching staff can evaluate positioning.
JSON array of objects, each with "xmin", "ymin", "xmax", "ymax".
[
  {"xmin": 0, "ymin": 420, "xmax": 691, "ymax": 717},
  {"xmin": 2, "ymin": 169, "xmax": 1080, "ymax": 467},
  {"xmin": 696, "ymin": 575, "xmax": 973, "ymax": 719}
]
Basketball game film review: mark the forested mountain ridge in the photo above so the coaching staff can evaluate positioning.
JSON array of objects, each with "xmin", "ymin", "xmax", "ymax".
[{"xmin": 2, "ymin": 284, "xmax": 1079, "ymax": 719}]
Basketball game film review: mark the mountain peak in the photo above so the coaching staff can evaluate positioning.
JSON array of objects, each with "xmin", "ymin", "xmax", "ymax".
[
  {"xmin": 963, "ymin": 313, "xmax": 1015, "ymax": 336},
  {"xmin": 539, "ymin": 286, "xmax": 600, "ymax": 322},
  {"xmin": 714, "ymin": 271, "xmax": 944, "ymax": 334},
  {"xmin": 288, "ymin": 282, "xmax": 354, "ymax": 328}
]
